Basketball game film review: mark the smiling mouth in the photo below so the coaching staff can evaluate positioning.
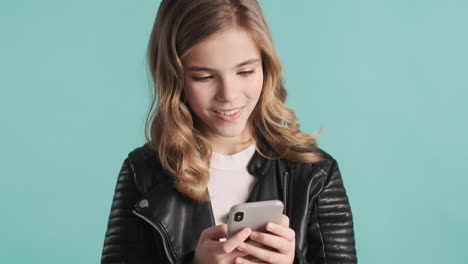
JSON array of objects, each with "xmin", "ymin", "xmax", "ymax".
[
  {"xmin": 213, "ymin": 106, "xmax": 244, "ymax": 121},
  {"xmin": 213, "ymin": 106, "xmax": 244, "ymax": 115}
]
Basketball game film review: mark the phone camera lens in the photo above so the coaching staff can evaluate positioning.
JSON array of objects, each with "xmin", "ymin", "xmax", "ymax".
[{"xmin": 234, "ymin": 212, "xmax": 244, "ymax": 222}]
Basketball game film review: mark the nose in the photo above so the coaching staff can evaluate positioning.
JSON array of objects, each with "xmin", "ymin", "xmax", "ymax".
[{"xmin": 215, "ymin": 76, "xmax": 238, "ymax": 102}]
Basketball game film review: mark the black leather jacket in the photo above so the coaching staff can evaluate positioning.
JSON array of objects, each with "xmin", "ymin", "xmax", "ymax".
[{"xmin": 101, "ymin": 141, "xmax": 357, "ymax": 263}]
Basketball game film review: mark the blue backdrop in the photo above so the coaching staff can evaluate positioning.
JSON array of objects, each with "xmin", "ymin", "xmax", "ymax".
[{"xmin": 1, "ymin": 0, "xmax": 467, "ymax": 263}]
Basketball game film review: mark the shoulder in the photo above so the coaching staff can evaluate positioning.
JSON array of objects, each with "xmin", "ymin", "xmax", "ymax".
[
  {"xmin": 316, "ymin": 147, "xmax": 337, "ymax": 168},
  {"xmin": 289, "ymin": 145, "xmax": 336, "ymax": 169},
  {"xmin": 128, "ymin": 142, "xmax": 156, "ymax": 164},
  {"xmin": 316, "ymin": 147, "xmax": 341, "ymax": 178},
  {"xmin": 285, "ymin": 146, "xmax": 339, "ymax": 183},
  {"xmin": 126, "ymin": 142, "xmax": 168, "ymax": 194}
]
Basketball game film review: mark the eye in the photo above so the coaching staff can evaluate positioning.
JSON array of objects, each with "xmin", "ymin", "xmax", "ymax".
[
  {"xmin": 192, "ymin": 76, "xmax": 213, "ymax": 82},
  {"xmin": 191, "ymin": 70, "xmax": 255, "ymax": 82},
  {"xmin": 239, "ymin": 70, "xmax": 255, "ymax": 76}
]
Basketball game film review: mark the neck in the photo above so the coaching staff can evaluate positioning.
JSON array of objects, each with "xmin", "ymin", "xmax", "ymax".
[
  {"xmin": 196, "ymin": 117, "xmax": 256, "ymax": 155},
  {"xmin": 209, "ymin": 136, "xmax": 254, "ymax": 155},
  {"xmin": 206, "ymin": 123, "xmax": 255, "ymax": 155}
]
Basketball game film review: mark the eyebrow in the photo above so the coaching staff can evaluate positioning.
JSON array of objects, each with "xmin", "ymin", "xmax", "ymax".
[{"xmin": 186, "ymin": 58, "xmax": 260, "ymax": 72}]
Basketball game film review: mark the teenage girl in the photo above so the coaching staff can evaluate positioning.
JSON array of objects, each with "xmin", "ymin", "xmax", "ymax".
[{"xmin": 101, "ymin": 1, "xmax": 357, "ymax": 263}]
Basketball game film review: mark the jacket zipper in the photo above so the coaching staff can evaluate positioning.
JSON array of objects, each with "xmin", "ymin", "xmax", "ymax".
[
  {"xmin": 283, "ymin": 171, "xmax": 289, "ymax": 215},
  {"xmin": 132, "ymin": 209, "xmax": 177, "ymax": 264}
]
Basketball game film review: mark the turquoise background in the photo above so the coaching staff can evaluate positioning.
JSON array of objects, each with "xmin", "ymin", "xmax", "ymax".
[{"xmin": 1, "ymin": 0, "xmax": 467, "ymax": 263}]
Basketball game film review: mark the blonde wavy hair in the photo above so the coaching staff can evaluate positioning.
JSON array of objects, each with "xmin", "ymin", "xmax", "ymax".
[{"xmin": 145, "ymin": 0, "xmax": 324, "ymax": 201}]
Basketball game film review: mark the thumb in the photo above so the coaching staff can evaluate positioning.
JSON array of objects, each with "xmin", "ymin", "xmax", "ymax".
[
  {"xmin": 201, "ymin": 224, "xmax": 228, "ymax": 241},
  {"xmin": 281, "ymin": 214, "xmax": 290, "ymax": 227}
]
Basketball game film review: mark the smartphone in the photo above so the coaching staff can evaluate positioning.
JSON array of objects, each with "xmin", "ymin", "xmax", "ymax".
[{"xmin": 227, "ymin": 200, "xmax": 284, "ymax": 238}]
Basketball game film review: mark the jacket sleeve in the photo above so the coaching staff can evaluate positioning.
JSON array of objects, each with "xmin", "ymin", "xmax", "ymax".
[
  {"xmin": 101, "ymin": 157, "xmax": 164, "ymax": 263},
  {"xmin": 303, "ymin": 158, "xmax": 357, "ymax": 264}
]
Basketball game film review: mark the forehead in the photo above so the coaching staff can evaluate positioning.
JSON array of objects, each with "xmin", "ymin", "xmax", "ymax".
[{"xmin": 182, "ymin": 25, "xmax": 261, "ymax": 71}]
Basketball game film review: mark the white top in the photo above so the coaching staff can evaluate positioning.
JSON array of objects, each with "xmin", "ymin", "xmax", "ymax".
[{"xmin": 207, "ymin": 143, "xmax": 257, "ymax": 225}]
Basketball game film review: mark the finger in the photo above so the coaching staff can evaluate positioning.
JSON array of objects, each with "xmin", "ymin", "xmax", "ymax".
[
  {"xmin": 245, "ymin": 239, "xmax": 276, "ymax": 252},
  {"xmin": 237, "ymin": 240, "xmax": 282, "ymax": 263},
  {"xmin": 241, "ymin": 254, "xmax": 264, "ymax": 263},
  {"xmin": 249, "ymin": 231, "xmax": 291, "ymax": 253},
  {"xmin": 234, "ymin": 256, "xmax": 265, "ymax": 264},
  {"xmin": 221, "ymin": 227, "xmax": 252, "ymax": 253},
  {"xmin": 265, "ymin": 222, "xmax": 295, "ymax": 242},
  {"xmin": 245, "ymin": 239, "xmax": 266, "ymax": 248},
  {"xmin": 231, "ymin": 248, "xmax": 251, "ymax": 259},
  {"xmin": 281, "ymin": 214, "xmax": 290, "ymax": 227},
  {"xmin": 201, "ymin": 224, "xmax": 228, "ymax": 240}
]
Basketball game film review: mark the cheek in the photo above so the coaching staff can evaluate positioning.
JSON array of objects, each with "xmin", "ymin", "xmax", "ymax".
[
  {"xmin": 184, "ymin": 84, "xmax": 212, "ymax": 109},
  {"xmin": 247, "ymin": 73, "xmax": 264, "ymax": 98}
]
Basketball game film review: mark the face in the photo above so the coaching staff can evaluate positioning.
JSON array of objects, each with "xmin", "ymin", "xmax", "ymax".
[{"xmin": 181, "ymin": 25, "xmax": 263, "ymax": 144}]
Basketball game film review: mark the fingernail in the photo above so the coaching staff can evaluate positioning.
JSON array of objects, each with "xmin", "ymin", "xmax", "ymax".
[
  {"xmin": 237, "ymin": 243, "xmax": 245, "ymax": 251},
  {"xmin": 266, "ymin": 223, "xmax": 274, "ymax": 231},
  {"xmin": 250, "ymin": 231, "xmax": 258, "ymax": 238},
  {"xmin": 243, "ymin": 228, "xmax": 251, "ymax": 235}
]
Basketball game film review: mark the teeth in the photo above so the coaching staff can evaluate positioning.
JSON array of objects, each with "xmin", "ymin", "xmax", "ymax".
[{"xmin": 215, "ymin": 108, "xmax": 241, "ymax": 115}]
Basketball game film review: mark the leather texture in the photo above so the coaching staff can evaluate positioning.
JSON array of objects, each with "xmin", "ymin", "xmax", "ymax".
[{"xmin": 101, "ymin": 139, "xmax": 357, "ymax": 263}]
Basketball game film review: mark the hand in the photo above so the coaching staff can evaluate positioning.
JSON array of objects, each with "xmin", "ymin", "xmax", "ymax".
[
  {"xmin": 193, "ymin": 224, "xmax": 252, "ymax": 264},
  {"xmin": 234, "ymin": 215, "xmax": 296, "ymax": 264}
]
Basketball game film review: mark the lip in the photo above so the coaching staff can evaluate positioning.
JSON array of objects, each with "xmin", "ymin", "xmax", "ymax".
[
  {"xmin": 213, "ymin": 106, "xmax": 244, "ymax": 122},
  {"xmin": 213, "ymin": 106, "xmax": 244, "ymax": 112}
]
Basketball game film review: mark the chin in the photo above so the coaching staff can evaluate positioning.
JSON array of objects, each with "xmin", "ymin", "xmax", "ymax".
[
  {"xmin": 214, "ymin": 126, "xmax": 247, "ymax": 138},
  {"xmin": 216, "ymin": 130, "xmax": 245, "ymax": 138}
]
